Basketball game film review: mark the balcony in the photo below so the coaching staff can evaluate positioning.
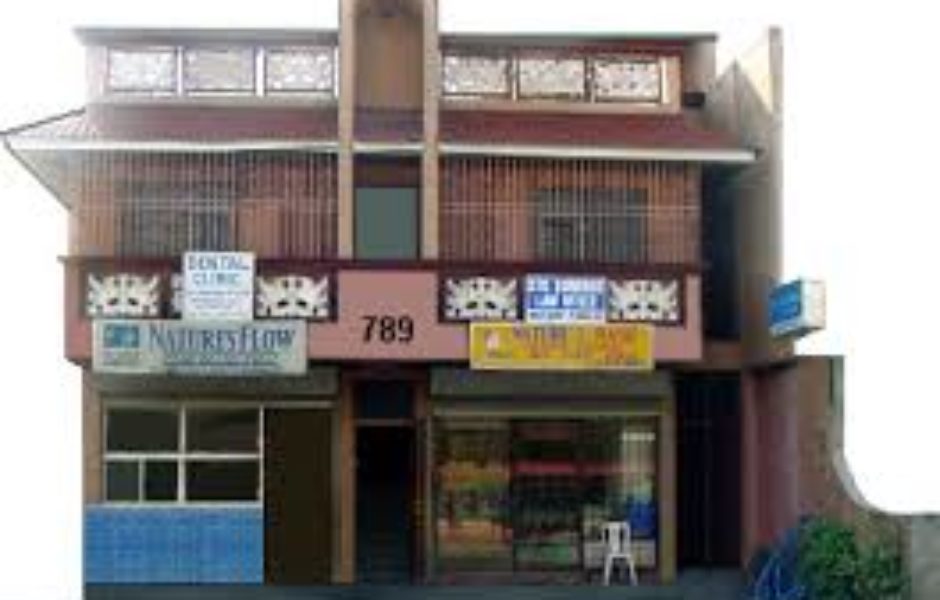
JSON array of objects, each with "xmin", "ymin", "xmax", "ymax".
[
  {"xmin": 439, "ymin": 156, "xmax": 700, "ymax": 265},
  {"xmin": 68, "ymin": 150, "xmax": 338, "ymax": 259}
]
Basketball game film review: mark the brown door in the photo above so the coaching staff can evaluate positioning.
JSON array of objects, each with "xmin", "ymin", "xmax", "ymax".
[{"xmin": 264, "ymin": 408, "xmax": 332, "ymax": 583}]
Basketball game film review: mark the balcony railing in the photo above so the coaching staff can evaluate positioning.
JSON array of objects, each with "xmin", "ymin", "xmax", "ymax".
[
  {"xmin": 440, "ymin": 157, "xmax": 700, "ymax": 265},
  {"xmin": 69, "ymin": 151, "xmax": 338, "ymax": 259}
]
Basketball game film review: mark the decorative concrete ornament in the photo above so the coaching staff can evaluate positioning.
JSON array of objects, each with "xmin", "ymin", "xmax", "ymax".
[{"xmin": 86, "ymin": 273, "xmax": 160, "ymax": 317}]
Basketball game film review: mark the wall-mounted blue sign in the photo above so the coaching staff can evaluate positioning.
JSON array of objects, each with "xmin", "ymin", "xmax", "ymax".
[
  {"xmin": 769, "ymin": 279, "xmax": 826, "ymax": 338},
  {"xmin": 524, "ymin": 275, "xmax": 607, "ymax": 324}
]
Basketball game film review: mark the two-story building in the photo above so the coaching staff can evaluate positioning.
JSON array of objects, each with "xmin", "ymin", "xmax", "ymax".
[{"xmin": 3, "ymin": 1, "xmax": 852, "ymax": 592}]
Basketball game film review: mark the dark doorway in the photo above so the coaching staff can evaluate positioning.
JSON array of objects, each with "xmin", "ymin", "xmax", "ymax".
[
  {"xmin": 356, "ymin": 425, "xmax": 415, "ymax": 582},
  {"xmin": 676, "ymin": 374, "xmax": 742, "ymax": 569},
  {"xmin": 264, "ymin": 409, "xmax": 333, "ymax": 584}
]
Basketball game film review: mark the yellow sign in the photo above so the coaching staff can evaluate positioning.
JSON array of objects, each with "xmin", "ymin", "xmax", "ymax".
[{"xmin": 469, "ymin": 323, "xmax": 654, "ymax": 371}]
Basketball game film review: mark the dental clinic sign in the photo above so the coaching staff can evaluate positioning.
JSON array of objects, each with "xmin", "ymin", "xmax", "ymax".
[
  {"xmin": 93, "ymin": 320, "xmax": 307, "ymax": 375},
  {"xmin": 183, "ymin": 252, "xmax": 254, "ymax": 321}
]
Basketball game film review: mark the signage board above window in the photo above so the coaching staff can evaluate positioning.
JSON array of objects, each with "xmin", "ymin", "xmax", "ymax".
[
  {"xmin": 524, "ymin": 275, "xmax": 607, "ymax": 324},
  {"xmin": 470, "ymin": 322, "xmax": 654, "ymax": 371},
  {"xmin": 92, "ymin": 319, "xmax": 307, "ymax": 376},
  {"xmin": 182, "ymin": 252, "xmax": 254, "ymax": 321}
]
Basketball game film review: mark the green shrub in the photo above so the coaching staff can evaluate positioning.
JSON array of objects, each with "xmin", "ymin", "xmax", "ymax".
[{"xmin": 797, "ymin": 517, "xmax": 908, "ymax": 600}]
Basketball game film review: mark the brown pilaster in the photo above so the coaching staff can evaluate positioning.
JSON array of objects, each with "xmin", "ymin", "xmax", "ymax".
[
  {"xmin": 337, "ymin": 0, "xmax": 356, "ymax": 258},
  {"xmin": 83, "ymin": 369, "xmax": 102, "ymax": 504},
  {"xmin": 659, "ymin": 390, "xmax": 677, "ymax": 583},
  {"xmin": 333, "ymin": 372, "xmax": 356, "ymax": 583},
  {"xmin": 421, "ymin": 0, "xmax": 440, "ymax": 259},
  {"xmin": 740, "ymin": 370, "xmax": 760, "ymax": 566}
]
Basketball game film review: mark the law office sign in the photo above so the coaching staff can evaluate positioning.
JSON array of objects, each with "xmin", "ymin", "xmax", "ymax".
[
  {"xmin": 182, "ymin": 252, "xmax": 254, "ymax": 321},
  {"xmin": 524, "ymin": 275, "xmax": 608, "ymax": 323},
  {"xmin": 769, "ymin": 279, "xmax": 826, "ymax": 338},
  {"xmin": 93, "ymin": 319, "xmax": 307, "ymax": 376},
  {"xmin": 469, "ymin": 322, "xmax": 654, "ymax": 371}
]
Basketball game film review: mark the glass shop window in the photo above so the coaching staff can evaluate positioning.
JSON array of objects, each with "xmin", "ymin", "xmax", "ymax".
[
  {"xmin": 104, "ymin": 406, "xmax": 260, "ymax": 504},
  {"xmin": 435, "ymin": 417, "xmax": 659, "ymax": 576}
]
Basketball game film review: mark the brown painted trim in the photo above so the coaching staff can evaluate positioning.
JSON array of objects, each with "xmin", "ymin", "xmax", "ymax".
[
  {"xmin": 437, "ymin": 271, "xmax": 689, "ymax": 326},
  {"xmin": 440, "ymin": 37, "xmax": 690, "ymax": 55},
  {"xmin": 73, "ymin": 260, "xmax": 340, "ymax": 323},
  {"xmin": 62, "ymin": 255, "xmax": 704, "ymax": 274},
  {"xmin": 335, "ymin": 371, "xmax": 355, "ymax": 583}
]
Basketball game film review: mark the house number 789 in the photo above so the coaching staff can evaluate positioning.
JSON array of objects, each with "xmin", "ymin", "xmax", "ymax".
[{"xmin": 362, "ymin": 315, "xmax": 415, "ymax": 344}]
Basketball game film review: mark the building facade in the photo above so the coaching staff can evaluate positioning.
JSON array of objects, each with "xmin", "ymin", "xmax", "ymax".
[{"xmin": 3, "ymin": 2, "xmax": 849, "ymax": 589}]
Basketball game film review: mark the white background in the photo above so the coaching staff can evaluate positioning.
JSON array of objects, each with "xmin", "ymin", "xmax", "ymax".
[{"xmin": 1, "ymin": 1, "xmax": 938, "ymax": 598}]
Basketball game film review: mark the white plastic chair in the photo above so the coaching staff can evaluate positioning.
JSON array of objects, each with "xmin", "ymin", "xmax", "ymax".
[{"xmin": 601, "ymin": 520, "xmax": 638, "ymax": 586}]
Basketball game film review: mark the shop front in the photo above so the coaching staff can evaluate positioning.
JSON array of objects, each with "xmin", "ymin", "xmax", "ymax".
[
  {"xmin": 428, "ymin": 369, "xmax": 675, "ymax": 584},
  {"xmin": 81, "ymin": 268, "xmax": 690, "ymax": 586},
  {"xmin": 85, "ymin": 366, "xmax": 675, "ymax": 586}
]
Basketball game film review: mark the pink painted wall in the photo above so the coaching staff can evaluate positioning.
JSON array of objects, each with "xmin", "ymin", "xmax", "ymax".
[
  {"xmin": 65, "ymin": 266, "xmax": 703, "ymax": 365},
  {"xmin": 655, "ymin": 275, "xmax": 702, "ymax": 362},
  {"xmin": 309, "ymin": 270, "xmax": 702, "ymax": 362},
  {"xmin": 308, "ymin": 270, "xmax": 467, "ymax": 360},
  {"xmin": 740, "ymin": 358, "xmax": 855, "ymax": 564}
]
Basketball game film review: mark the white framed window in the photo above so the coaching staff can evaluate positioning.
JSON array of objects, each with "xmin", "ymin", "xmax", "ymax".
[
  {"xmin": 182, "ymin": 47, "xmax": 256, "ymax": 94},
  {"xmin": 103, "ymin": 404, "xmax": 262, "ymax": 505},
  {"xmin": 264, "ymin": 46, "xmax": 336, "ymax": 95},
  {"xmin": 107, "ymin": 47, "xmax": 178, "ymax": 94}
]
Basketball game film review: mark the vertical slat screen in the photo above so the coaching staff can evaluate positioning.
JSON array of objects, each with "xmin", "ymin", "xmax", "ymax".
[
  {"xmin": 440, "ymin": 156, "xmax": 700, "ymax": 265},
  {"xmin": 70, "ymin": 151, "xmax": 338, "ymax": 259}
]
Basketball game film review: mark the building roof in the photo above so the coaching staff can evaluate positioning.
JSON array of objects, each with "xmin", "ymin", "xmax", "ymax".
[
  {"xmin": 4, "ymin": 105, "xmax": 753, "ymax": 162},
  {"xmin": 441, "ymin": 31, "xmax": 715, "ymax": 53},
  {"xmin": 5, "ymin": 105, "xmax": 339, "ymax": 150},
  {"xmin": 75, "ymin": 27, "xmax": 338, "ymax": 45},
  {"xmin": 440, "ymin": 110, "xmax": 738, "ymax": 151}
]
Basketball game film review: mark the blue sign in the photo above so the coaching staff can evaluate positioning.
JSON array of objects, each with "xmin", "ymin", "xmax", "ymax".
[
  {"xmin": 769, "ymin": 279, "xmax": 826, "ymax": 338},
  {"xmin": 524, "ymin": 275, "xmax": 608, "ymax": 323}
]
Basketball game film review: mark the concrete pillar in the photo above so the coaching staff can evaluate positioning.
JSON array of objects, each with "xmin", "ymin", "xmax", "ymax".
[
  {"xmin": 337, "ymin": 0, "xmax": 356, "ymax": 259},
  {"xmin": 421, "ymin": 0, "xmax": 439, "ymax": 259},
  {"xmin": 910, "ymin": 516, "xmax": 940, "ymax": 599},
  {"xmin": 740, "ymin": 370, "xmax": 761, "ymax": 565}
]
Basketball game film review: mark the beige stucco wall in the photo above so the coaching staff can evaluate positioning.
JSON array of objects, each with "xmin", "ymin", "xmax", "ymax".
[
  {"xmin": 353, "ymin": 0, "xmax": 425, "ymax": 110},
  {"xmin": 705, "ymin": 27, "xmax": 790, "ymax": 365}
]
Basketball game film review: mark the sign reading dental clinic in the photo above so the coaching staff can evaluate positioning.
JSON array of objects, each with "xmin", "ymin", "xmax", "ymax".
[{"xmin": 183, "ymin": 252, "xmax": 255, "ymax": 321}]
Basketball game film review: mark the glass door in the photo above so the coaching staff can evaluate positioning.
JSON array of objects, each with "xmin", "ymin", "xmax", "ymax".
[{"xmin": 510, "ymin": 421, "xmax": 582, "ymax": 571}]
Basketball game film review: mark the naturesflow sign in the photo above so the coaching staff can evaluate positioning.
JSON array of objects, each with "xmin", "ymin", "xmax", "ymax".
[
  {"xmin": 93, "ymin": 319, "xmax": 307, "ymax": 376},
  {"xmin": 182, "ymin": 252, "xmax": 255, "ymax": 321}
]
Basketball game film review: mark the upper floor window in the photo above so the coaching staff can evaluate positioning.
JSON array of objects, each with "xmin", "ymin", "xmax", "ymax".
[
  {"xmin": 107, "ymin": 48, "xmax": 177, "ymax": 94},
  {"xmin": 183, "ymin": 47, "xmax": 255, "ymax": 94},
  {"xmin": 265, "ymin": 46, "xmax": 336, "ymax": 94},
  {"xmin": 535, "ymin": 189, "xmax": 648, "ymax": 263},
  {"xmin": 441, "ymin": 50, "xmax": 668, "ymax": 105},
  {"xmin": 104, "ymin": 44, "xmax": 337, "ymax": 98},
  {"xmin": 117, "ymin": 181, "xmax": 236, "ymax": 256}
]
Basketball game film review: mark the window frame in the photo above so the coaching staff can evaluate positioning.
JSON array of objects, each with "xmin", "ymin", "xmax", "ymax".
[
  {"xmin": 102, "ymin": 401, "xmax": 264, "ymax": 507},
  {"xmin": 116, "ymin": 179, "xmax": 238, "ymax": 257},
  {"xmin": 534, "ymin": 188, "xmax": 649, "ymax": 263}
]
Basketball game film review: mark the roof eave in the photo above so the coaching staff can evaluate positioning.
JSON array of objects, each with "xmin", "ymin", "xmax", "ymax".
[
  {"xmin": 439, "ymin": 142, "xmax": 756, "ymax": 164},
  {"xmin": 4, "ymin": 137, "xmax": 340, "ymax": 153}
]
